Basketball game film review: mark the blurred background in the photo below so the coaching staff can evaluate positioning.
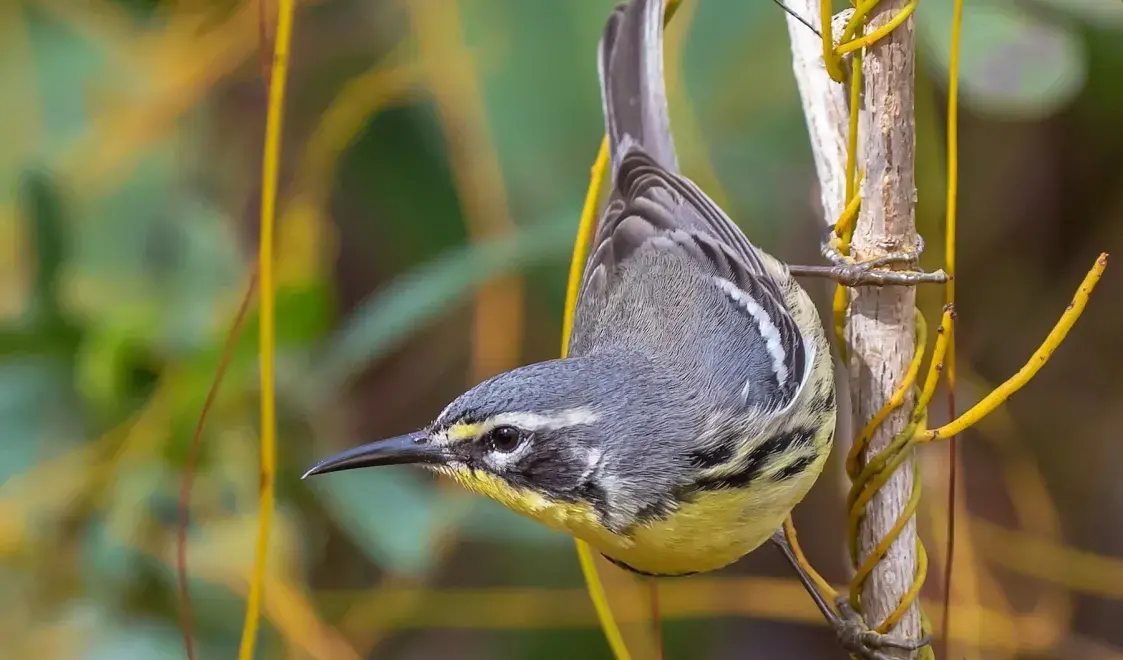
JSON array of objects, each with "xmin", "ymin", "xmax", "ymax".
[{"xmin": 2, "ymin": 0, "xmax": 1122, "ymax": 658}]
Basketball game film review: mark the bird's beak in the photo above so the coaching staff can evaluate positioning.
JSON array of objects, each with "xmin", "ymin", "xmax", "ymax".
[{"xmin": 301, "ymin": 431, "xmax": 442, "ymax": 478}]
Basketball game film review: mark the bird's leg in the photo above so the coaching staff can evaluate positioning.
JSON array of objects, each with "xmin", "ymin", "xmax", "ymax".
[
  {"xmin": 787, "ymin": 229, "xmax": 949, "ymax": 287},
  {"xmin": 770, "ymin": 530, "xmax": 931, "ymax": 660}
]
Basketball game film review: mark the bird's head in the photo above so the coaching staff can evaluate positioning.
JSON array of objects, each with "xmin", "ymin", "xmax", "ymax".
[{"xmin": 303, "ymin": 354, "xmax": 696, "ymax": 542}]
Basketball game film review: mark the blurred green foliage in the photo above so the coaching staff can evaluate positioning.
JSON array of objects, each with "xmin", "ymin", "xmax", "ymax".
[{"xmin": 2, "ymin": 0, "xmax": 1122, "ymax": 658}]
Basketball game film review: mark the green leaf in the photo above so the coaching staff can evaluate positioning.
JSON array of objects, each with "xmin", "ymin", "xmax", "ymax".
[
  {"xmin": 317, "ymin": 215, "xmax": 577, "ymax": 389},
  {"xmin": 307, "ymin": 468, "xmax": 441, "ymax": 577},
  {"xmin": 918, "ymin": 0, "xmax": 1087, "ymax": 119}
]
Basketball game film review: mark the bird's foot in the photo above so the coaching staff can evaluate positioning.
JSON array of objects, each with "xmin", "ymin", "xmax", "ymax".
[
  {"xmin": 831, "ymin": 596, "xmax": 931, "ymax": 660},
  {"xmin": 787, "ymin": 230, "xmax": 948, "ymax": 287},
  {"xmin": 770, "ymin": 530, "xmax": 931, "ymax": 659}
]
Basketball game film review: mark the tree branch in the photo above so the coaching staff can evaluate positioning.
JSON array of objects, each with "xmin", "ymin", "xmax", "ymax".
[
  {"xmin": 785, "ymin": 6, "xmax": 853, "ymax": 227},
  {"xmin": 785, "ymin": 1, "xmax": 924, "ymax": 655},
  {"xmin": 846, "ymin": 0, "xmax": 923, "ymax": 652}
]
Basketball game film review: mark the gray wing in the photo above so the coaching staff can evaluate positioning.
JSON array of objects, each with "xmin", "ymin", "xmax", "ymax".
[
  {"xmin": 571, "ymin": 150, "xmax": 809, "ymax": 410},
  {"xmin": 574, "ymin": 0, "xmax": 808, "ymax": 411}
]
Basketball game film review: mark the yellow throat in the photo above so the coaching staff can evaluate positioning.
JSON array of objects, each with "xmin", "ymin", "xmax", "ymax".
[{"xmin": 436, "ymin": 448, "xmax": 828, "ymax": 576}]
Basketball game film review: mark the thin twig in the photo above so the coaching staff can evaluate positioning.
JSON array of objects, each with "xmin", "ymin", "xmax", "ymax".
[
  {"xmin": 176, "ymin": 268, "xmax": 257, "ymax": 660},
  {"xmin": 941, "ymin": 0, "xmax": 965, "ymax": 647},
  {"xmin": 177, "ymin": 0, "xmax": 276, "ymax": 654}
]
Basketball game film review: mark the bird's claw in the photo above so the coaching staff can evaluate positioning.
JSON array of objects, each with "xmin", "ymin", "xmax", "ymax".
[
  {"xmin": 791, "ymin": 229, "xmax": 949, "ymax": 287},
  {"xmin": 832, "ymin": 596, "xmax": 931, "ymax": 660}
]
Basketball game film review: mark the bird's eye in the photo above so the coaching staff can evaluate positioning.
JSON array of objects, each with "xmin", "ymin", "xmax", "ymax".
[{"xmin": 485, "ymin": 425, "xmax": 523, "ymax": 453}]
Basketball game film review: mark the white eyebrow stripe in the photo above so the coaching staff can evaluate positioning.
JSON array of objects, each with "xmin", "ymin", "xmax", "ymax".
[
  {"xmin": 431, "ymin": 407, "xmax": 599, "ymax": 447},
  {"xmin": 487, "ymin": 408, "xmax": 599, "ymax": 431},
  {"xmin": 713, "ymin": 276, "xmax": 789, "ymax": 387}
]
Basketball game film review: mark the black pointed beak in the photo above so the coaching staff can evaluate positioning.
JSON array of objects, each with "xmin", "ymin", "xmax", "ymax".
[{"xmin": 301, "ymin": 431, "xmax": 442, "ymax": 478}]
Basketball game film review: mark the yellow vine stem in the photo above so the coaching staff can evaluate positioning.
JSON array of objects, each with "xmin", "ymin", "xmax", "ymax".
[
  {"xmin": 918, "ymin": 254, "xmax": 1109, "ymax": 444},
  {"xmin": 940, "ymin": 0, "xmax": 964, "ymax": 646},
  {"xmin": 835, "ymin": 0, "xmax": 917, "ymax": 56},
  {"xmin": 562, "ymin": 137, "xmax": 632, "ymax": 660},
  {"xmin": 239, "ymin": 0, "xmax": 295, "ymax": 658},
  {"xmin": 562, "ymin": 136, "xmax": 610, "ymax": 354},
  {"xmin": 831, "ymin": 47, "xmax": 865, "ymax": 354},
  {"xmin": 845, "ymin": 307, "xmax": 954, "ymax": 626},
  {"xmin": 782, "ymin": 517, "xmax": 838, "ymax": 602}
]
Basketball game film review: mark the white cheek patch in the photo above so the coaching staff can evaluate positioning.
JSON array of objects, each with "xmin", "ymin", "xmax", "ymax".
[{"xmin": 482, "ymin": 441, "xmax": 533, "ymax": 471}]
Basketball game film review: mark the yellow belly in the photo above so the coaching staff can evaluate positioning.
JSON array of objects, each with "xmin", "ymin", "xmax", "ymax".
[
  {"xmin": 594, "ymin": 487, "xmax": 799, "ymax": 575},
  {"xmin": 440, "ymin": 460, "xmax": 824, "ymax": 576}
]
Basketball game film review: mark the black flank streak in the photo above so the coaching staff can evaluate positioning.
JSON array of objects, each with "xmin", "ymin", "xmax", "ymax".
[
  {"xmin": 573, "ymin": 480, "xmax": 612, "ymax": 521},
  {"xmin": 783, "ymin": 427, "xmax": 818, "ymax": 449},
  {"xmin": 632, "ymin": 495, "xmax": 678, "ymax": 524},
  {"xmin": 688, "ymin": 436, "xmax": 736, "ymax": 469},
  {"xmin": 808, "ymin": 388, "xmax": 836, "ymax": 415},
  {"xmin": 773, "ymin": 454, "xmax": 816, "ymax": 481},
  {"xmin": 696, "ymin": 428, "xmax": 819, "ymax": 490}
]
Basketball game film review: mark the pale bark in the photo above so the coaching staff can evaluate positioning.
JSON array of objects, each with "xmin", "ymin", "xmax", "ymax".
[{"xmin": 785, "ymin": 2, "xmax": 923, "ymax": 656}]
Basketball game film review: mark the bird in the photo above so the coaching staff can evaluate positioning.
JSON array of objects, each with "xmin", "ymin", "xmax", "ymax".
[{"xmin": 305, "ymin": 1, "xmax": 929, "ymax": 657}]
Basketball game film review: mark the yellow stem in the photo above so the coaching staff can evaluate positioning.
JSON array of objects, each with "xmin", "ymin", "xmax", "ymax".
[
  {"xmin": 239, "ymin": 0, "xmax": 295, "ymax": 658},
  {"xmin": 837, "ymin": 0, "xmax": 918, "ymax": 55},
  {"xmin": 920, "ymin": 254, "xmax": 1108, "ymax": 443},
  {"xmin": 562, "ymin": 137, "xmax": 609, "ymax": 349},
  {"xmin": 564, "ymin": 137, "xmax": 630, "ymax": 660}
]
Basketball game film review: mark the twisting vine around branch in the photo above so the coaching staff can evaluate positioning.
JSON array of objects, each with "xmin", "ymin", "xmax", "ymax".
[{"xmin": 782, "ymin": 3, "xmax": 1106, "ymax": 658}]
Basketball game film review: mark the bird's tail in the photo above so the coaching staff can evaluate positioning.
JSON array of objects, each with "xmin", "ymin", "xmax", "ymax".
[{"xmin": 598, "ymin": 0, "xmax": 679, "ymax": 175}]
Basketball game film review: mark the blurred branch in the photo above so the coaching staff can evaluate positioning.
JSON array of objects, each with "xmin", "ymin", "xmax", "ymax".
[
  {"xmin": 178, "ymin": 265, "xmax": 258, "ymax": 660},
  {"xmin": 408, "ymin": 0, "xmax": 524, "ymax": 382},
  {"xmin": 972, "ymin": 518, "xmax": 1123, "ymax": 600},
  {"xmin": 30, "ymin": 0, "xmax": 263, "ymax": 202},
  {"xmin": 279, "ymin": 55, "xmax": 419, "ymax": 287},
  {"xmin": 290, "ymin": 58, "xmax": 420, "ymax": 204},
  {"xmin": 163, "ymin": 514, "xmax": 361, "ymax": 660},
  {"xmin": 939, "ymin": 0, "xmax": 963, "ymax": 646},
  {"xmin": 312, "ymin": 576, "xmax": 1069, "ymax": 654}
]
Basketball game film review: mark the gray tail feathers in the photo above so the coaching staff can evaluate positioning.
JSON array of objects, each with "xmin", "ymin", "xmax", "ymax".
[{"xmin": 597, "ymin": 0, "xmax": 679, "ymax": 175}]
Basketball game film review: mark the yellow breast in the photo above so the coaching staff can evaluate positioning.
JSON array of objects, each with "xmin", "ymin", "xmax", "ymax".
[
  {"xmin": 439, "ymin": 454, "xmax": 825, "ymax": 576},
  {"xmin": 600, "ymin": 486, "xmax": 805, "ymax": 575}
]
